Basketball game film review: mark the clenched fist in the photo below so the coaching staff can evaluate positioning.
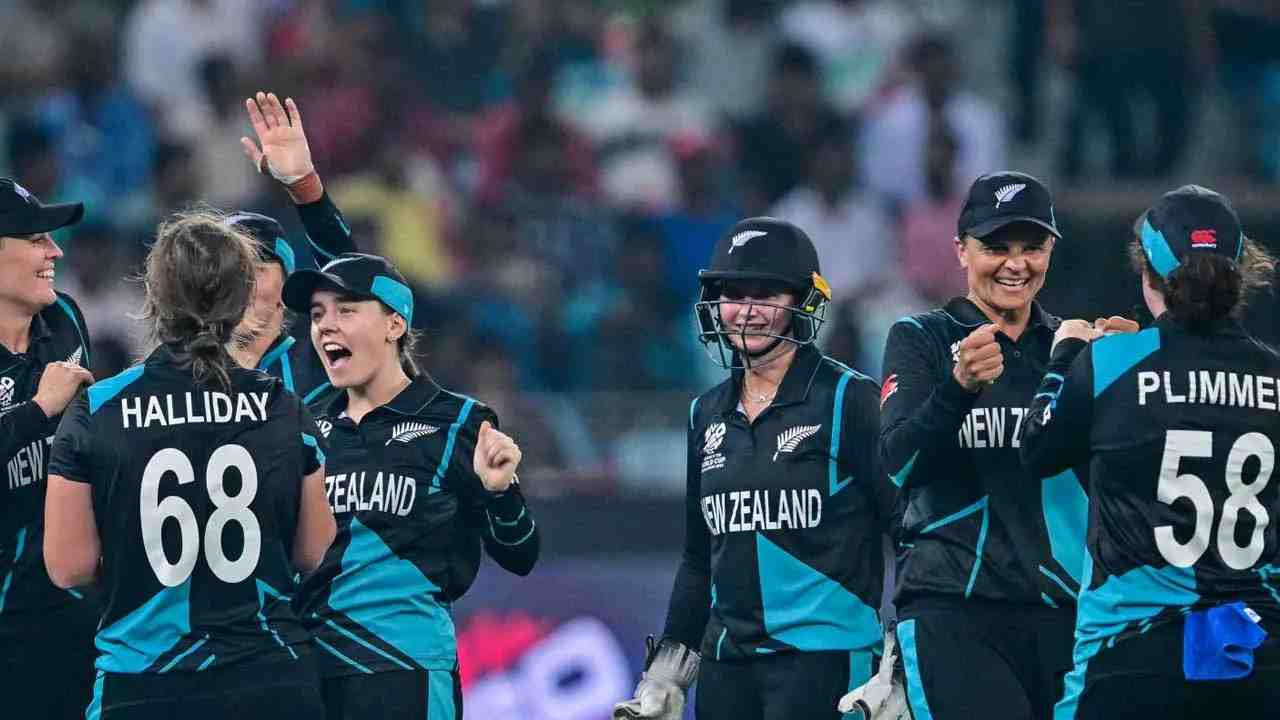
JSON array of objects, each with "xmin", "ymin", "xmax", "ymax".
[
  {"xmin": 952, "ymin": 324, "xmax": 1004, "ymax": 392},
  {"xmin": 1094, "ymin": 316, "xmax": 1140, "ymax": 335},
  {"xmin": 1053, "ymin": 319, "xmax": 1102, "ymax": 353},
  {"xmin": 473, "ymin": 420, "xmax": 522, "ymax": 493}
]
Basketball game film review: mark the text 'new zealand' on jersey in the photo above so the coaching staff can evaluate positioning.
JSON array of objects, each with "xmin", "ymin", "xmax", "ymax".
[
  {"xmin": 296, "ymin": 376, "xmax": 538, "ymax": 677},
  {"xmin": 880, "ymin": 298, "xmax": 1089, "ymax": 610},
  {"xmin": 670, "ymin": 343, "xmax": 887, "ymax": 661},
  {"xmin": 0, "ymin": 290, "xmax": 96, "ymax": 634},
  {"xmin": 1022, "ymin": 314, "xmax": 1280, "ymax": 656},
  {"xmin": 47, "ymin": 346, "xmax": 327, "ymax": 674}
]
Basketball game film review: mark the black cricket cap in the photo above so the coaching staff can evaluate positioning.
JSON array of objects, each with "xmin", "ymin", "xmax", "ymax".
[
  {"xmin": 957, "ymin": 171, "xmax": 1060, "ymax": 241},
  {"xmin": 1139, "ymin": 184, "xmax": 1244, "ymax": 280},
  {"xmin": 0, "ymin": 178, "xmax": 84, "ymax": 237},
  {"xmin": 699, "ymin": 216, "xmax": 827, "ymax": 297},
  {"xmin": 283, "ymin": 252, "xmax": 414, "ymax": 324},
  {"xmin": 225, "ymin": 211, "xmax": 296, "ymax": 274}
]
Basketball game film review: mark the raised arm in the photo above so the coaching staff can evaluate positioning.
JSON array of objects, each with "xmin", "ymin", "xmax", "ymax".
[
  {"xmin": 241, "ymin": 91, "xmax": 357, "ymax": 264},
  {"xmin": 878, "ymin": 320, "xmax": 985, "ymax": 491}
]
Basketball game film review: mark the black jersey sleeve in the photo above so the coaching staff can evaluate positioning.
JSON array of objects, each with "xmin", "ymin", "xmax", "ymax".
[
  {"xmin": 452, "ymin": 406, "xmax": 540, "ymax": 576},
  {"xmin": 662, "ymin": 401, "xmax": 711, "ymax": 650},
  {"xmin": 58, "ymin": 293, "xmax": 92, "ymax": 367},
  {"xmin": 843, "ymin": 376, "xmax": 891, "ymax": 524},
  {"xmin": 297, "ymin": 402, "xmax": 327, "ymax": 476},
  {"xmin": 1020, "ymin": 338, "xmax": 1094, "ymax": 478},
  {"xmin": 0, "ymin": 401, "xmax": 55, "ymax": 467},
  {"xmin": 296, "ymin": 192, "xmax": 357, "ymax": 267},
  {"xmin": 880, "ymin": 320, "xmax": 980, "ymax": 490},
  {"xmin": 48, "ymin": 394, "xmax": 94, "ymax": 483}
]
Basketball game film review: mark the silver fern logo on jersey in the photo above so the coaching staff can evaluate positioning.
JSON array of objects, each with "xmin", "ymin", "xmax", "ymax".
[
  {"xmin": 66, "ymin": 346, "xmax": 83, "ymax": 366},
  {"xmin": 993, "ymin": 183, "xmax": 1026, "ymax": 208},
  {"xmin": 387, "ymin": 421, "xmax": 439, "ymax": 445},
  {"xmin": 773, "ymin": 424, "xmax": 821, "ymax": 461},
  {"xmin": 950, "ymin": 340, "xmax": 962, "ymax": 364},
  {"xmin": 0, "ymin": 377, "xmax": 14, "ymax": 415}
]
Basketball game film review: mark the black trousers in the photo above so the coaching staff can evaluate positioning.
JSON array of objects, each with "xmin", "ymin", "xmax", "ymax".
[
  {"xmin": 897, "ymin": 601, "xmax": 1075, "ymax": 720},
  {"xmin": 94, "ymin": 659, "xmax": 324, "ymax": 720},
  {"xmin": 694, "ymin": 648, "xmax": 874, "ymax": 720},
  {"xmin": 321, "ymin": 668, "xmax": 463, "ymax": 719},
  {"xmin": 0, "ymin": 605, "xmax": 98, "ymax": 720},
  {"xmin": 1064, "ymin": 618, "xmax": 1280, "ymax": 720}
]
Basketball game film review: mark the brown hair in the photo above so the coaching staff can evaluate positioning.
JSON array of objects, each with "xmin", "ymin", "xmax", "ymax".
[
  {"xmin": 380, "ymin": 306, "xmax": 422, "ymax": 378},
  {"xmin": 1128, "ymin": 233, "xmax": 1276, "ymax": 332},
  {"xmin": 140, "ymin": 211, "xmax": 259, "ymax": 390}
]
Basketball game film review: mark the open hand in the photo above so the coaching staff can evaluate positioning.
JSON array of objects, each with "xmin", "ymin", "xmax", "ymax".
[{"xmin": 241, "ymin": 91, "xmax": 315, "ymax": 183}]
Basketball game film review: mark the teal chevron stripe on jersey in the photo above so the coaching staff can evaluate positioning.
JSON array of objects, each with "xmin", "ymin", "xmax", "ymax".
[
  {"xmin": 432, "ymin": 398, "xmax": 475, "ymax": 490},
  {"xmin": 55, "ymin": 296, "xmax": 88, "ymax": 364},
  {"xmin": 1092, "ymin": 328, "xmax": 1160, "ymax": 397},
  {"xmin": 256, "ymin": 580, "xmax": 298, "ymax": 660},
  {"xmin": 327, "ymin": 516, "xmax": 456, "ymax": 669},
  {"xmin": 889, "ymin": 450, "xmax": 920, "ymax": 488},
  {"xmin": 89, "ymin": 365, "xmax": 146, "ymax": 414},
  {"xmin": 898, "ymin": 620, "xmax": 935, "ymax": 720},
  {"xmin": 1042, "ymin": 470, "xmax": 1089, "ymax": 586},
  {"xmin": 95, "ymin": 581, "xmax": 191, "ymax": 673},
  {"xmin": 828, "ymin": 371, "xmax": 854, "ymax": 496},
  {"xmin": 302, "ymin": 432, "xmax": 325, "ymax": 466},
  {"xmin": 0, "ymin": 526, "xmax": 26, "ymax": 613},
  {"xmin": 428, "ymin": 669, "xmax": 457, "ymax": 720},
  {"xmin": 919, "ymin": 496, "xmax": 990, "ymax": 598},
  {"xmin": 755, "ymin": 533, "xmax": 880, "ymax": 652}
]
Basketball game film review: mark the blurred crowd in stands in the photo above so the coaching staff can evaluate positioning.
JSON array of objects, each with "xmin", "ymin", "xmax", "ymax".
[{"xmin": 3, "ymin": 0, "xmax": 1279, "ymax": 494}]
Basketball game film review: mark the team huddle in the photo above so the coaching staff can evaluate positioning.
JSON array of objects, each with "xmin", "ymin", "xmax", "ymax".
[{"xmin": 0, "ymin": 91, "xmax": 1277, "ymax": 720}]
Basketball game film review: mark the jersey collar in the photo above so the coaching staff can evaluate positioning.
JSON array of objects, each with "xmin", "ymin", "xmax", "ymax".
[
  {"xmin": 0, "ymin": 312, "xmax": 50, "ymax": 361},
  {"xmin": 320, "ymin": 373, "xmax": 443, "ymax": 419},
  {"xmin": 256, "ymin": 334, "xmax": 296, "ymax": 371},
  {"xmin": 725, "ymin": 342, "xmax": 824, "ymax": 414},
  {"xmin": 944, "ymin": 296, "xmax": 1057, "ymax": 337}
]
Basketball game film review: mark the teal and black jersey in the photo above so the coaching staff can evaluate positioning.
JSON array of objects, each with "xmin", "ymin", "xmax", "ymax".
[
  {"xmin": 296, "ymin": 376, "xmax": 539, "ymax": 678},
  {"xmin": 880, "ymin": 297, "xmax": 1088, "ymax": 610},
  {"xmin": 0, "ymin": 290, "xmax": 98, "ymax": 638},
  {"xmin": 662, "ymin": 343, "xmax": 887, "ymax": 663},
  {"xmin": 47, "ymin": 347, "xmax": 326, "ymax": 674},
  {"xmin": 1022, "ymin": 315, "xmax": 1280, "ymax": 675},
  {"xmin": 257, "ymin": 192, "xmax": 357, "ymax": 407}
]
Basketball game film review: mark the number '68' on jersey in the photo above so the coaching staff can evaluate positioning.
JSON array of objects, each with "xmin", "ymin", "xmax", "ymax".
[{"xmin": 47, "ymin": 348, "xmax": 327, "ymax": 675}]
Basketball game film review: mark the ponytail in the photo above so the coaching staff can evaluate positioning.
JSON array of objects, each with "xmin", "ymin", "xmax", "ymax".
[{"xmin": 140, "ymin": 210, "xmax": 259, "ymax": 391}]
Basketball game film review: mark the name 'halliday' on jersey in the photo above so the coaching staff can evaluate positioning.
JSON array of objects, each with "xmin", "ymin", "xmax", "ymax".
[{"xmin": 118, "ymin": 391, "xmax": 269, "ymax": 429}]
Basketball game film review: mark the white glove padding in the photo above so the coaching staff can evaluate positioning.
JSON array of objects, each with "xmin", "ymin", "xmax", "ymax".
[
  {"xmin": 614, "ymin": 638, "xmax": 700, "ymax": 720},
  {"xmin": 838, "ymin": 632, "xmax": 910, "ymax": 720}
]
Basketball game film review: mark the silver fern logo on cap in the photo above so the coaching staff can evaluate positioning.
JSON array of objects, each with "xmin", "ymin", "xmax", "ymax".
[
  {"xmin": 993, "ymin": 183, "xmax": 1027, "ymax": 209},
  {"xmin": 729, "ymin": 230, "xmax": 768, "ymax": 254}
]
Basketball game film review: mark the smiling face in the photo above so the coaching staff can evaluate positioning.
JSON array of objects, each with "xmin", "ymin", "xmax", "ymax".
[
  {"xmin": 0, "ymin": 232, "xmax": 63, "ymax": 315},
  {"xmin": 716, "ymin": 281, "xmax": 797, "ymax": 356},
  {"xmin": 309, "ymin": 289, "xmax": 405, "ymax": 389},
  {"xmin": 955, "ymin": 224, "xmax": 1054, "ymax": 316}
]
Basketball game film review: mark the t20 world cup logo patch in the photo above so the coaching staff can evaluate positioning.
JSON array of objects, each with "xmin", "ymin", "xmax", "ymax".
[
  {"xmin": 702, "ymin": 422, "xmax": 727, "ymax": 474},
  {"xmin": 0, "ymin": 376, "xmax": 15, "ymax": 416}
]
